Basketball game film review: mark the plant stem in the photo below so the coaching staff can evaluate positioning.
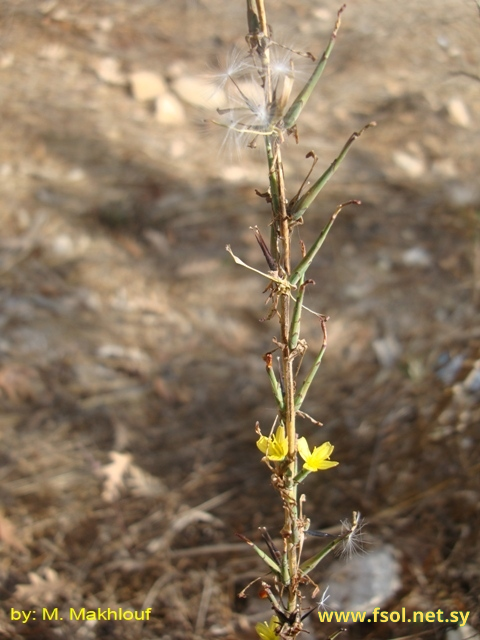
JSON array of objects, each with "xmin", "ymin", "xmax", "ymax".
[
  {"xmin": 265, "ymin": 89, "xmax": 300, "ymax": 631},
  {"xmin": 251, "ymin": 0, "xmax": 299, "ymax": 615}
]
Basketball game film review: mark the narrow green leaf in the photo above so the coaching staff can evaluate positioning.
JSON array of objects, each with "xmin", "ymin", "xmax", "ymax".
[
  {"xmin": 264, "ymin": 136, "xmax": 282, "ymax": 263},
  {"xmin": 246, "ymin": 0, "xmax": 260, "ymax": 36},
  {"xmin": 266, "ymin": 364, "xmax": 285, "ymax": 410},
  {"xmin": 289, "ymin": 123, "xmax": 375, "ymax": 221},
  {"xmin": 282, "ymin": 5, "xmax": 345, "ymax": 131},
  {"xmin": 295, "ymin": 340, "xmax": 327, "ymax": 412},
  {"xmin": 289, "ymin": 201, "xmax": 359, "ymax": 288},
  {"xmin": 280, "ymin": 551, "xmax": 291, "ymax": 586},
  {"xmin": 299, "ymin": 536, "xmax": 343, "ymax": 576},
  {"xmin": 289, "ymin": 278, "xmax": 305, "ymax": 350},
  {"xmin": 236, "ymin": 533, "xmax": 282, "ymax": 576}
]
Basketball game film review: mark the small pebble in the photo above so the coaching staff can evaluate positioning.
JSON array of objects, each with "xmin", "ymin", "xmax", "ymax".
[
  {"xmin": 95, "ymin": 57, "xmax": 127, "ymax": 86},
  {"xmin": 325, "ymin": 545, "xmax": 402, "ymax": 613},
  {"xmin": 155, "ymin": 92, "xmax": 186, "ymax": 124},
  {"xmin": 129, "ymin": 70, "xmax": 167, "ymax": 101},
  {"xmin": 372, "ymin": 336, "xmax": 402, "ymax": 368},
  {"xmin": 171, "ymin": 75, "xmax": 226, "ymax": 110},
  {"xmin": 447, "ymin": 97, "xmax": 471, "ymax": 128},
  {"xmin": 402, "ymin": 247, "xmax": 432, "ymax": 267},
  {"xmin": 393, "ymin": 150, "xmax": 426, "ymax": 178}
]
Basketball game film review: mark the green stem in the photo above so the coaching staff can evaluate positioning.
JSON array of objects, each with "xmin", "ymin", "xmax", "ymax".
[
  {"xmin": 265, "ymin": 137, "xmax": 281, "ymax": 263},
  {"xmin": 289, "ymin": 277, "xmax": 305, "ymax": 350},
  {"xmin": 266, "ymin": 119, "xmax": 298, "ymax": 619}
]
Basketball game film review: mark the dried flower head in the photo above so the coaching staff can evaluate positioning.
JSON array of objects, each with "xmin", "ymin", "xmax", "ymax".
[
  {"xmin": 337, "ymin": 511, "xmax": 366, "ymax": 559},
  {"xmin": 209, "ymin": 46, "xmax": 254, "ymax": 91},
  {"xmin": 212, "ymin": 37, "xmax": 315, "ymax": 153}
]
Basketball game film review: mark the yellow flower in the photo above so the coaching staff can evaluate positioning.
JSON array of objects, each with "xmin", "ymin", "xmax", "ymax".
[
  {"xmin": 297, "ymin": 438, "xmax": 338, "ymax": 472},
  {"xmin": 256, "ymin": 425, "xmax": 288, "ymax": 461},
  {"xmin": 255, "ymin": 616, "xmax": 280, "ymax": 640}
]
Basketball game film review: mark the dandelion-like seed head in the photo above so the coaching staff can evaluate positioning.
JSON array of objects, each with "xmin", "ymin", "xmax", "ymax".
[
  {"xmin": 270, "ymin": 49, "xmax": 294, "ymax": 84},
  {"xmin": 270, "ymin": 38, "xmax": 315, "ymax": 86},
  {"xmin": 209, "ymin": 46, "xmax": 254, "ymax": 91},
  {"xmin": 217, "ymin": 120, "xmax": 251, "ymax": 160},
  {"xmin": 248, "ymin": 96, "xmax": 271, "ymax": 129},
  {"xmin": 212, "ymin": 35, "xmax": 317, "ymax": 156},
  {"xmin": 317, "ymin": 585, "xmax": 331, "ymax": 611},
  {"xmin": 337, "ymin": 511, "xmax": 366, "ymax": 559},
  {"xmin": 228, "ymin": 77, "xmax": 267, "ymax": 120},
  {"xmin": 215, "ymin": 73, "xmax": 274, "ymax": 156}
]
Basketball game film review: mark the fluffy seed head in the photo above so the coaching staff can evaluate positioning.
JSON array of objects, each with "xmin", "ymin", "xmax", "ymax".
[{"xmin": 337, "ymin": 511, "xmax": 366, "ymax": 559}]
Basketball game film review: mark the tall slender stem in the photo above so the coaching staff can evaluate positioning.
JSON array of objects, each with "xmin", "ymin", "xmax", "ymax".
[{"xmin": 265, "ymin": 126, "xmax": 299, "ymax": 617}]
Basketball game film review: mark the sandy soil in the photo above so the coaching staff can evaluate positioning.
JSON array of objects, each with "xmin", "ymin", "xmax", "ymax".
[{"xmin": 0, "ymin": 1, "xmax": 479, "ymax": 638}]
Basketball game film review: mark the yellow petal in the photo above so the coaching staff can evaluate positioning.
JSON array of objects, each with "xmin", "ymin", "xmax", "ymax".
[
  {"xmin": 256, "ymin": 435, "xmax": 270, "ymax": 454},
  {"xmin": 297, "ymin": 436, "xmax": 311, "ymax": 461},
  {"xmin": 255, "ymin": 616, "xmax": 279, "ymax": 640},
  {"xmin": 311, "ymin": 441, "xmax": 334, "ymax": 462}
]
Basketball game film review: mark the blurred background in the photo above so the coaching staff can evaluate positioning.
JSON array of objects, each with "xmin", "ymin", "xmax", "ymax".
[{"xmin": 0, "ymin": 1, "xmax": 479, "ymax": 638}]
